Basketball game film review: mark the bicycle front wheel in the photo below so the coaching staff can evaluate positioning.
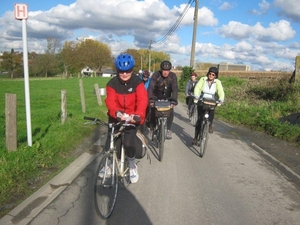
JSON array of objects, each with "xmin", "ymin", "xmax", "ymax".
[
  {"xmin": 191, "ymin": 105, "xmax": 197, "ymax": 126},
  {"xmin": 199, "ymin": 122, "xmax": 209, "ymax": 158},
  {"xmin": 120, "ymin": 157, "xmax": 130, "ymax": 188},
  {"xmin": 94, "ymin": 153, "xmax": 118, "ymax": 218},
  {"xmin": 158, "ymin": 120, "xmax": 166, "ymax": 162}
]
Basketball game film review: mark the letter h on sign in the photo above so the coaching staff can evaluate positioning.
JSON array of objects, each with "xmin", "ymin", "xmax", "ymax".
[{"xmin": 14, "ymin": 4, "xmax": 28, "ymax": 20}]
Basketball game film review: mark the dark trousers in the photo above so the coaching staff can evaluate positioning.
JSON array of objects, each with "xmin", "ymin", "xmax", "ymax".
[
  {"xmin": 149, "ymin": 106, "xmax": 174, "ymax": 130},
  {"xmin": 194, "ymin": 106, "xmax": 215, "ymax": 139},
  {"xmin": 186, "ymin": 96, "xmax": 194, "ymax": 111},
  {"xmin": 105, "ymin": 116, "xmax": 138, "ymax": 158}
]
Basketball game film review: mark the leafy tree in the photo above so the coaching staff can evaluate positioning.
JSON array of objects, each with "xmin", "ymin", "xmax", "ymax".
[
  {"xmin": 77, "ymin": 39, "xmax": 113, "ymax": 73},
  {"xmin": 0, "ymin": 49, "xmax": 23, "ymax": 79},
  {"xmin": 178, "ymin": 66, "xmax": 194, "ymax": 92},
  {"xmin": 61, "ymin": 41, "xmax": 79, "ymax": 76}
]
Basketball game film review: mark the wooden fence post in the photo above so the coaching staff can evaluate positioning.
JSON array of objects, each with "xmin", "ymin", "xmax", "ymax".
[
  {"xmin": 295, "ymin": 56, "xmax": 300, "ymax": 82},
  {"xmin": 61, "ymin": 90, "xmax": 67, "ymax": 124},
  {"xmin": 94, "ymin": 83, "xmax": 102, "ymax": 106},
  {"xmin": 5, "ymin": 93, "xmax": 17, "ymax": 151},
  {"xmin": 79, "ymin": 79, "xmax": 86, "ymax": 113}
]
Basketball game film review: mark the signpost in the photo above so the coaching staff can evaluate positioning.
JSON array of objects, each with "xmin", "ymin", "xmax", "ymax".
[{"xmin": 14, "ymin": 4, "xmax": 32, "ymax": 146}]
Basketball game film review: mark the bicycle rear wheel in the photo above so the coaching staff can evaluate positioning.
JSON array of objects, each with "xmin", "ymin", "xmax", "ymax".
[
  {"xmin": 199, "ymin": 122, "xmax": 209, "ymax": 158},
  {"xmin": 158, "ymin": 121, "xmax": 166, "ymax": 162},
  {"xmin": 94, "ymin": 152, "xmax": 118, "ymax": 218}
]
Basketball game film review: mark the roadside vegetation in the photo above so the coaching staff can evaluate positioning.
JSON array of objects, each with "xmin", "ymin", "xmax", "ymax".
[
  {"xmin": 1, "ymin": 71, "xmax": 300, "ymax": 218},
  {"xmin": 179, "ymin": 68, "xmax": 300, "ymax": 143},
  {"xmin": 0, "ymin": 77, "xmax": 110, "ymax": 217}
]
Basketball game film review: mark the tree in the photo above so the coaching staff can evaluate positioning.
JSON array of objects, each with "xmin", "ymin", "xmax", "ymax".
[
  {"xmin": 77, "ymin": 39, "xmax": 113, "ymax": 73},
  {"xmin": 178, "ymin": 66, "xmax": 194, "ymax": 92},
  {"xmin": 41, "ymin": 38, "xmax": 59, "ymax": 77},
  {"xmin": 61, "ymin": 39, "xmax": 113, "ymax": 76},
  {"xmin": 0, "ymin": 49, "xmax": 22, "ymax": 79}
]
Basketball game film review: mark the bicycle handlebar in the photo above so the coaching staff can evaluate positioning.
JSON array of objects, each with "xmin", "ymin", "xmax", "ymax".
[{"xmin": 83, "ymin": 116, "xmax": 136, "ymax": 128}]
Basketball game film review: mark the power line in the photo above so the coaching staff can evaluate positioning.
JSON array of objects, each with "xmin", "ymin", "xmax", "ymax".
[{"xmin": 155, "ymin": 0, "xmax": 194, "ymax": 44}]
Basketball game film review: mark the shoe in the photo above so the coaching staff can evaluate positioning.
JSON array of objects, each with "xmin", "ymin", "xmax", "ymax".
[
  {"xmin": 192, "ymin": 138, "xmax": 197, "ymax": 145},
  {"xmin": 166, "ymin": 130, "xmax": 172, "ymax": 140},
  {"xmin": 209, "ymin": 124, "xmax": 213, "ymax": 133},
  {"xmin": 98, "ymin": 164, "xmax": 112, "ymax": 178},
  {"xmin": 130, "ymin": 165, "xmax": 139, "ymax": 183},
  {"xmin": 149, "ymin": 129, "xmax": 153, "ymax": 139}
]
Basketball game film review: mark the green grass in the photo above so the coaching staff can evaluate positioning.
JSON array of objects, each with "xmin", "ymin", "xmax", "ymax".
[{"xmin": 0, "ymin": 77, "xmax": 110, "ymax": 217}]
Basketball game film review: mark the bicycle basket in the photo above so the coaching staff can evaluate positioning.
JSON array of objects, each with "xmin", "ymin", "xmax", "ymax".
[
  {"xmin": 202, "ymin": 98, "xmax": 217, "ymax": 110},
  {"xmin": 155, "ymin": 100, "xmax": 171, "ymax": 117}
]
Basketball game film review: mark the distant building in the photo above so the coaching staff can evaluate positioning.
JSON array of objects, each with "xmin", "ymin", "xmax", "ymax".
[
  {"xmin": 219, "ymin": 62, "xmax": 250, "ymax": 71},
  {"xmin": 81, "ymin": 67, "xmax": 94, "ymax": 77},
  {"xmin": 196, "ymin": 61, "xmax": 250, "ymax": 71}
]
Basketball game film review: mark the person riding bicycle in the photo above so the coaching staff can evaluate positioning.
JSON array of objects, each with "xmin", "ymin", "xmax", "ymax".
[
  {"xmin": 105, "ymin": 53, "xmax": 148, "ymax": 183},
  {"xmin": 185, "ymin": 72, "xmax": 198, "ymax": 117},
  {"xmin": 140, "ymin": 70, "xmax": 151, "ymax": 90},
  {"xmin": 147, "ymin": 60, "xmax": 178, "ymax": 140},
  {"xmin": 139, "ymin": 70, "xmax": 151, "ymax": 133},
  {"xmin": 192, "ymin": 66, "xmax": 225, "ymax": 145}
]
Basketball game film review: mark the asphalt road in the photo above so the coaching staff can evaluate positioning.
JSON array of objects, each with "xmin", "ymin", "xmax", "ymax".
[{"xmin": 2, "ymin": 101, "xmax": 300, "ymax": 225}]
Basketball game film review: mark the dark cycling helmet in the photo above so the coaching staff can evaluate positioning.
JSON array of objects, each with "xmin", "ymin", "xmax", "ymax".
[
  {"xmin": 143, "ymin": 70, "xmax": 150, "ymax": 78},
  {"xmin": 160, "ymin": 60, "xmax": 172, "ymax": 70},
  {"xmin": 208, "ymin": 66, "xmax": 219, "ymax": 78},
  {"xmin": 115, "ymin": 53, "xmax": 135, "ymax": 71}
]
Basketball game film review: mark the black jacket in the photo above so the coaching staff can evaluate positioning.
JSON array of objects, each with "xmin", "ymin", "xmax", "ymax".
[{"xmin": 147, "ymin": 71, "xmax": 178, "ymax": 104}]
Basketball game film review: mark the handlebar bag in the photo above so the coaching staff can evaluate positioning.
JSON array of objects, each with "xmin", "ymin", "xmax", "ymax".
[
  {"xmin": 202, "ymin": 98, "xmax": 217, "ymax": 111},
  {"xmin": 155, "ymin": 100, "xmax": 171, "ymax": 117}
]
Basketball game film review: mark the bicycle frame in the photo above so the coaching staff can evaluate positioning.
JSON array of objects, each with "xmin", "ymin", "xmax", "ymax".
[
  {"xmin": 152, "ymin": 100, "xmax": 171, "ymax": 161},
  {"xmin": 196, "ymin": 99, "xmax": 218, "ymax": 157}
]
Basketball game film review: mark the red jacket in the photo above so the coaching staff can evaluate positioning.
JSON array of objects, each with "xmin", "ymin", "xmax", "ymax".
[{"xmin": 105, "ymin": 75, "xmax": 148, "ymax": 123}]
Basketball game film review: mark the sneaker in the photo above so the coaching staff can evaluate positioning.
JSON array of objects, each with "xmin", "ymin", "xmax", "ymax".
[
  {"xmin": 166, "ymin": 130, "xmax": 172, "ymax": 140},
  {"xmin": 98, "ymin": 163, "xmax": 112, "ymax": 178},
  {"xmin": 149, "ymin": 129, "xmax": 153, "ymax": 139},
  {"xmin": 130, "ymin": 165, "xmax": 139, "ymax": 183},
  {"xmin": 192, "ymin": 138, "xmax": 197, "ymax": 145},
  {"xmin": 209, "ymin": 124, "xmax": 213, "ymax": 133}
]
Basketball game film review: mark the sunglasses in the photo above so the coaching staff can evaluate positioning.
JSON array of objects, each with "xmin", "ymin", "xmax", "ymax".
[
  {"xmin": 119, "ymin": 70, "xmax": 132, "ymax": 74},
  {"xmin": 209, "ymin": 72, "xmax": 216, "ymax": 77}
]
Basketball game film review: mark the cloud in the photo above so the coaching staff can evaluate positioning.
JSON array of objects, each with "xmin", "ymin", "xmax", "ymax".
[
  {"xmin": 219, "ymin": 2, "xmax": 236, "ymax": 11},
  {"xmin": 249, "ymin": 0, "xmax": 270, "ymax": 15},
  {"xmin": 274, "ymin": 0, "xmax": 300, "ymax": 23},
  {"xmin": 217, "ymin": 20, "xmax": 296, "ymax": 42}
]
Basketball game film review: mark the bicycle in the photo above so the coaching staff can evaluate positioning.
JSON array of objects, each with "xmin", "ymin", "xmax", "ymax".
[
  {"xmin": 195, "ymin": 98, "xmax": 219, "ymax": 158},
  {"xmin": 188, "ymin": 95, "xmax": 197, "ymax": 126},
  {"xmin": 84, "ymin": 116, "xmax": 135, "ymax": 218},
  {"xmin": 150, "ymin": 100, "xmax": 171, "ymax": 162}
]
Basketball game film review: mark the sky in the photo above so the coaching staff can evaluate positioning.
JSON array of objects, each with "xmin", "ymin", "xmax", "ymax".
[{"xmin": 0, "ymin": 0, "xmax": 299, "ymax": 71}]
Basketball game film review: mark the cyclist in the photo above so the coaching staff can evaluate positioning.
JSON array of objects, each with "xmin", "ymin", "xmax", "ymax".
[
  {"xmin": 185, "ymin": 72, "xmax": 198, "ymax": 117},
  {"xmin": 147, "ymin": 60, "xmax": 178, "ymax": 140},
  {"xmin": 139, "ymin": 70, "xmax": 151, "ymax": 133},
  {"xmin": 192, "ymin": 66, "xmax": 225, "ymax": 145},
  {"xmin": 140, "ymin": 70, "xmax": 151, "ymax": 90},
  {"xmin": 105, "ymin": 53, "xmax": 148, "ymax": 183}
]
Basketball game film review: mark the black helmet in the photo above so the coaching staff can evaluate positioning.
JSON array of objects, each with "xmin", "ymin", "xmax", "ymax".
[
  {"xmin": 160, "ymin": 60, "xmax": 172, "ymax": 70},
  {"xmin": 143, "ymin": 70, "xmax": 150, "ymax": 78},
  {"xmin": 208, "ymin": 66, "xmax": 219, "ymax": 78}
]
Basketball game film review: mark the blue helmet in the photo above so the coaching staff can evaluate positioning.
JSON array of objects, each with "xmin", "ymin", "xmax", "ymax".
[{"xmin": 115, "ymin": 53, "xmax": 135, "ymax": 71}]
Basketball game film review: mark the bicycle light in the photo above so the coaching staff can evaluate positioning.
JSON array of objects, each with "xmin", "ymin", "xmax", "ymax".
[{"xmin": 205, "ymin": 113, "xmax": 209, "ymax": 118}]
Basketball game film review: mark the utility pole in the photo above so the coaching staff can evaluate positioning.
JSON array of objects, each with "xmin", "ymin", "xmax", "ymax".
[
  {"xmin": 190, "ymin": 0, "xmax": 199, "ymax": 68},
  {"xmin": 148, "ymin": 39, "xmax": 152, "ymax": 71}
]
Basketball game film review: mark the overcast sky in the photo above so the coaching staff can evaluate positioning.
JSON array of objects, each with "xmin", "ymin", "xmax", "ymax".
[{"xmin": 0, "ymin": 0, "xmax": 299, "ymax": 71}]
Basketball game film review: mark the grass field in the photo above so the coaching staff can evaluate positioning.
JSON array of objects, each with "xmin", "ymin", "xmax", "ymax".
[{"xmin": 0, "ymin": 77, "xmax": 110, "ymax": 217}]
